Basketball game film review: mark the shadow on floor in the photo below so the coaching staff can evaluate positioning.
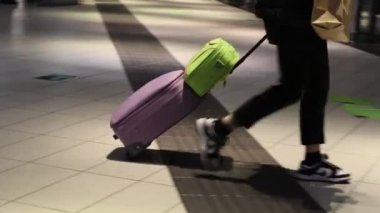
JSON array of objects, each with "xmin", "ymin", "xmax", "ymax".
[
  {"xmin": 108, "ymin": 147, "xmax": 356, "ymax": 212},
  {"xmin": 196, "ymin": 164, "xmax": 356, "ymax": 212},
  {"xmin": 107, "ymin": 147, "xmax": 234, "ymax": 171}
]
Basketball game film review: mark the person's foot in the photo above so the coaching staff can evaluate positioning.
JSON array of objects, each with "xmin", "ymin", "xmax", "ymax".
[
  {"xmin": 195, "ymin": 118, "xmax": 227, "ymax": 170},
  {"xmin": 294, "ymin": 154, "xmax": 351, "ymax": 184}
]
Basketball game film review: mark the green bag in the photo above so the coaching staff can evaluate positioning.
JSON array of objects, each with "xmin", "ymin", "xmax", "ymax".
[{"xmin": 184, "ymin": 38, "xmax": 240, "ymax": 96}]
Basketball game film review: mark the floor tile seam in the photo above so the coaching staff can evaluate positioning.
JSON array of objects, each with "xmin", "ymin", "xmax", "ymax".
[
  {"xmin": 258, "ymin": 134, "xmax": 305, "ymax": 151},
  {"xmin": 40, "ymin": 131, "xmax": 114, "ymax": 144},
  {"xmin": 13, "ymin": 100, "xmax": 96, "ymax": 114},
  {"xmin": 73, "ymin": 179, "xmax": 142, "ymax": 213},
  {"xmin": 58, "ymin": 76, "xmax": 132, "ymax": 90},
  {"xmin": 163, "ymin": 202, "xmax": 184, "ymax": 213},
  {"xmin": 323, "ymin": 133, "xmax": 359, "ymax": 152},
  {"xmin": 344, "ymin": 131, "xmax": 380, "ymax": 139},
  {"xmin": 178, "ymin": 193, "xmax": 291, "ymax": 197},
  {"xmin": 26, "ymin": 140, "xmax": 93, "ymax": 163},
  {"xmin": 330, "ymin": 180, "xmax": 362, "ymax": 212},
  {"xmin": 83, "ymin": 167, "xmax": 177, "ymax": 187},
  {"xmin": 258, "ymin": 141, "xmax": 281, "ymax": 150},
  {"xmin": 10, "ymin": 170, "xmax": 83, "ymax": 203},
  {"xmin": 40, "ymin": 84, "xmax": 120, "ymax": 98},
  {"xmin": 57, "ymin": 86, "xmax": 132, "ymax": 101},
  {"xmin": 3, "ymin": 112, "xmax": 109, "ymax": 139},
  {"xmin": 0, "ymin": 199, "xmax": 11, "ymax": 208},
  {"xmin": 29, "ymin": 160, "xmax": 96, "ymax": 174},
  {"xmin": 0, "ymin": 127, "xmax": 95, "ymax": 144},
  {"xmin": 326, "ymin": 103, "xmax": 341, "ymax": 113},
  {"xmin": 273, "ymin": 131, "xmax": 361, "ymax": 151},
  {"xmin": 0, "ymin": 138, "xmax": 114, "ymax": 173},
  {"xmin": 0, "ymin": 157, "xmax": 32, "ymax": 175},
  {"xmin": 325, "ymin": 119, "xmax": 369, "ymax": 151},
  {"xmin": 20, "ymin": 74, "xmax": 128, "ymax": 99},
  {"xmin": 0, "ymin": 128, "xmax": 92, "ymax": 147},
  {"xmin": 258, "ymin": 119, "xmax": 299, "ymax": 126},
  {"xmin": 58, "ymin": 88, "xmax": 129, "ymax": 101},
  {"xmin": 78, "ymin": 152, "xmax": 176, "ymax": 185},
  {"xmin": 2, "ymin": 84, "xmax": 60, "ymax": 93},
  {"xmin": 13, "ymin": 97, "xmax": 120, "ymax": 115},
  {"xmin": 0, "ymin": 105, "xmax": 51, "ymax": 116},
  {"xmin": 0, "ymin": 147, "xmax": 95, "ymax": 175},
  {"xmin": 28, "ymin": 158, "xmax": 162, "ymax": 184},
  {"xmin": 85, "ymin": 139, "xmax": 120, "ymax": 146},
  {"xmin": 317, "ymin": 149, "xmax": 380, "ymax": 159},
  {"xmin": 326, "ymin": 149, "xmax": 380, "ymax": 158},
  {"xmin": 0, "ymin": 94, "xmax": 73, "ymax": 109},
  {"xmin": 141, "ymin": 179, "xmax": 176, "ymax": 187},
  {"xmin": 0, "ymin": 111, "xmax": 50, "ymax": 128},
  {"xmin": 1, "ymin": 87, "xmax": 48, "ymax": 94},
  {"xmin": 254, "ymin": 120, "xmax": 300, "ymax": 130},
  {"xmin": 0, "ymin": 131, "xmax": 41, "ymax": 149},
  {"xmin": 0, "ymin": 91, "xmax": 57, "ymax": 103},
  {"xmin": 270, "ymin": 129, "xmax": 301, "ymax": 145},
  {"xmin": 10, "ymin": 157, "xmax": 139, "ymax": 208},
  {"xmin": 358, "ymin": 179, "xmax": 380, "ymax": 185},
  {"xmin": 76, "ymin": 137, "xmax": 177, "ymax": 183},
  {"xmin": 61, "ymin": 94, "xmax": 129, "ymax": 104},
  {"xmin": 350, "ymin": 75, "xmax": 380, "ymax": 98},
  {"xmin": 355, "ymin": 157, "xmax": 380, "ymax": 184},
  {"xmin": 139, "ymin": 166, "xmax": 170, "ymax": 181},
  {"xmin": 3, "ymin": 200, "xmax": 70, "ymax": 213},
  {"xmin": 349, "ymin": 156, "xmax": 379, "ymax": 182}
]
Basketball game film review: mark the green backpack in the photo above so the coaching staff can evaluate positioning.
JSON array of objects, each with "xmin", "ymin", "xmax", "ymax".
[{"xmin": 184, "ymin": 38, "xmax": 240, "ymax": 96}]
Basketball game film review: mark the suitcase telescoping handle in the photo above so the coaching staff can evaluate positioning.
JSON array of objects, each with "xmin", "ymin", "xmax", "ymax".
[{"xmin": 230, "ymin": 35, "xmax": 268, "ymax": 74}]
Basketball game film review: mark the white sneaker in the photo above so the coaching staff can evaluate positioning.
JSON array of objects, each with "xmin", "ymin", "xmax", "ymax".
[
  {"xmin": 294, "ymin": 155, "xmax": 351, "ymax": 184},
  {"xmin": 195, "ymin": 118, "xmax": 227, "ymax": 170}
]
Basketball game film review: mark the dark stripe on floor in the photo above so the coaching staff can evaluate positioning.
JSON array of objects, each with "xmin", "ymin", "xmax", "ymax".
[{"xmin": 96, "ymin": 0, "xmax": 325, "ymax": 212}]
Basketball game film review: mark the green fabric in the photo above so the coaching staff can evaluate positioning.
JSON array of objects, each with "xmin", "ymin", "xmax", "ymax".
[
  {"xmin": 331, "ymin": 96, "xmax": 374, "ymax": 106},
  {"xmin": 184, "ymin": 38, "xmax": 239, "ymax": 96},
  {"xmin": 343, "ymin": 104, "xmax": 380, "ymax": 120}
]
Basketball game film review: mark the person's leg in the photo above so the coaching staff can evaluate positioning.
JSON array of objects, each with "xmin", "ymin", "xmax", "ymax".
[
  {"xmin": 197, "ymin": 43, "xmax": 305, "ymax": 169},
  {"xmin": 300, "ymin": 39, "xmax": 329, "ymax": 162},
  {"xmin": 294, "ymin": 40, "xmax": 350, "ymax": 183}
]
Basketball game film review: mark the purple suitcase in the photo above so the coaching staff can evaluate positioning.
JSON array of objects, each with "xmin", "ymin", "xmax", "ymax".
[{"xmin": 110, "ymin": 70, "xmax": 203, "ymax": 159}]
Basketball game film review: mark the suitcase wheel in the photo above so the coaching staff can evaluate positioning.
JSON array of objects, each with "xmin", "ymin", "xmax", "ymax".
[{"xmin": 125, "ymin": 143, "xmax": 148, "ymax": 160}]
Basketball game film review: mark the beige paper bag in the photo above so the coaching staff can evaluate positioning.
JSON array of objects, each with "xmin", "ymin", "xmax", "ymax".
[{"xmin": 311, "ymin": 0, "xmax": 353, "ymax": 43}]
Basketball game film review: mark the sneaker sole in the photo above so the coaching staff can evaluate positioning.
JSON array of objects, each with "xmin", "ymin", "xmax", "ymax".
[
  {"xmin": 293, "ymin": 172, "xmax": 350, "ymax": 184},
  {"xmin": 195, "ymin": 118, "xmax": 222, "ymax": 170},
  {"xmin": 195, "ymin": 118, "xmax": 210, "ymax": 162},
  {"xmin": 195, "ymin": 118, "xmax": 208, "ymax": 150}
]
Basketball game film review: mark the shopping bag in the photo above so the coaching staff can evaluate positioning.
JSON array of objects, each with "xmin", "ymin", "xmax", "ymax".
[{"xmin": 311, "ymin": 0, "xmax": 353, "ymax": 42}]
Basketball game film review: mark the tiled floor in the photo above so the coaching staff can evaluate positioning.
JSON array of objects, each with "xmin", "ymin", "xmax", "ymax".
[{"xmin": 0, "ymin": 0, "xmax": 379, "ymax": 212}]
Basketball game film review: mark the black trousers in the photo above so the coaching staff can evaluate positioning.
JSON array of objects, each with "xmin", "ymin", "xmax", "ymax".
[{"xmin": 233, "ymin": 38, "xmax": 329, "ymax": 145}]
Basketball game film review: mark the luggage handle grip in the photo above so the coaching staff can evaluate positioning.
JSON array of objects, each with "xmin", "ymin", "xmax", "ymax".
[{"xmin": 230, "ymin": 35, "xmax": 267, "ymax": 74}]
